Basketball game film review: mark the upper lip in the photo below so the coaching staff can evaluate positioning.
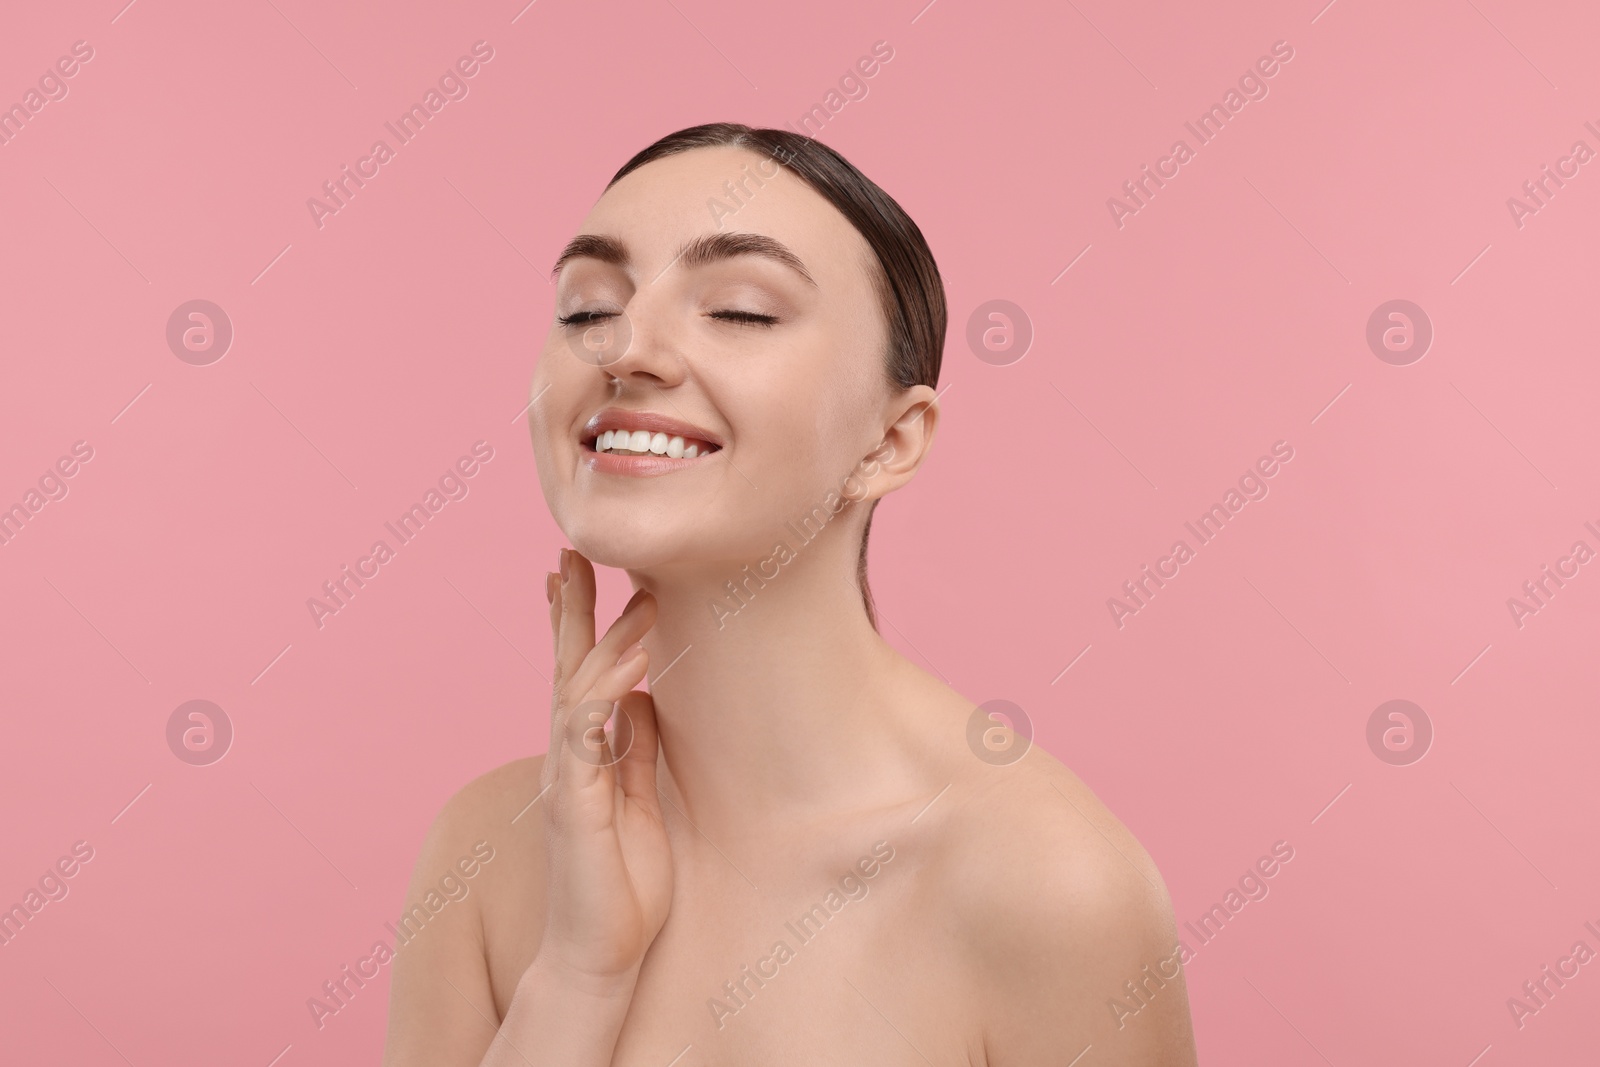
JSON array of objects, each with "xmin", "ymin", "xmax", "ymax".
[{"xmin": 581, "ymin": 407, "xmax": 724, "ymax": 450}]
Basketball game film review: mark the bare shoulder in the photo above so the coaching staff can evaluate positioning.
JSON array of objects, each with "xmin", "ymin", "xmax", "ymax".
[
  {"xmin": 381, "ymin": 756, "xmax": 548, "ymax": 1065},
  {"xmin": 927, "ymin": 744, "xmax": 1198, "ymax": 1066}
]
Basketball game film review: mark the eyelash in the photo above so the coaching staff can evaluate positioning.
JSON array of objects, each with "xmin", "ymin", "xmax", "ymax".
[{"xmin": 556, "ymin": 310, "xmax": 779, "ymax": 329}]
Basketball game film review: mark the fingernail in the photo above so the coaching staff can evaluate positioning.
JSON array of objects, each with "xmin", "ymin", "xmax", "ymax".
[
  {"xmin": 546, "ymin": 572, "xmax": 557, "ymax": 604},
  {"xmin": 559, "ymin": 549, "xmax": 570, "ymax": 583},
  {"xmin": 617, "ymin": 642, "xmax": 645, "ymax": 665}
]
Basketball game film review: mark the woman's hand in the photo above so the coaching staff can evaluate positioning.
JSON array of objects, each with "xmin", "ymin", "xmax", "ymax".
[{"xmin": 534, "ymin": 548, "xmax": 673, "ymax": 986}]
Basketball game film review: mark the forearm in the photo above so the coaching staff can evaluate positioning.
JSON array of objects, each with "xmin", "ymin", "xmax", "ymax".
[{"xmin": 477, "ymin": 956, "xmax": 639, "ymax": 1067}]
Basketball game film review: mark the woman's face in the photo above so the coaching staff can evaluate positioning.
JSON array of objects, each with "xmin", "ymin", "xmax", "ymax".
[{"xmin": 529, "ymin": 145, "xmax": 904, "ymax": 573}]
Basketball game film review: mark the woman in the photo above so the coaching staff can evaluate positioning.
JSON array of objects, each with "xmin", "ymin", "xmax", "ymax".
[{"xmin": 383, "ymin": 122, "xmax": 1198, "ymax": 1066}]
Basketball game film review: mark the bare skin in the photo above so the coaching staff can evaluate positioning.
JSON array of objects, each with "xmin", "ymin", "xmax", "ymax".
[{"xmin": 382, "ymin": 145, "xmax": 1198, "ymax": 1066}]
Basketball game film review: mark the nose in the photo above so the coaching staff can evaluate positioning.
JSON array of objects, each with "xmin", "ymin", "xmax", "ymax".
[{"xmin": 582, "ymin": 292, "xmax": 686, "ymax": 389}]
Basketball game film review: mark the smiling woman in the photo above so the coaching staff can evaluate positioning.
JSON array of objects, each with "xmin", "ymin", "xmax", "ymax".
[{"xmin": 381, "ymin": 122, "xmax": 1198, "ymax": 1067}]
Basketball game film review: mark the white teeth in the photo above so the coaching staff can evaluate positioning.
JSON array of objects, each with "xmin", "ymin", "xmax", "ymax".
[{"xmin": 594, "ymin": 428, "xmax": 716, "ymax": 458}]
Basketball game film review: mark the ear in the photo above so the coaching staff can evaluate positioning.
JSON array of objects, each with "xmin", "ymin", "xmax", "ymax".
[{"xmin": 854, "ymin": 384, "xmax": 940, "ymax": 503}]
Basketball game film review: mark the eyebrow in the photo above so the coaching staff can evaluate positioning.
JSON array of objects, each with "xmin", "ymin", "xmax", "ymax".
[{"xmin": 550, "ymin": 231, "xmax": 817, "ymax": 287}]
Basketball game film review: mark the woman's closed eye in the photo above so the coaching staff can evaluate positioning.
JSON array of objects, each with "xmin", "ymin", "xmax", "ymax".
[{"xmin": 555, "ymin": 309, "xmax": 779, "ymax": 328}]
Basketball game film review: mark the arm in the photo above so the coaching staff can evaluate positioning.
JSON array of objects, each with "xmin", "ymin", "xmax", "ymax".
[{"xmin": 383, "ymin": 550, "xmax": 671, "ymax": 1066}]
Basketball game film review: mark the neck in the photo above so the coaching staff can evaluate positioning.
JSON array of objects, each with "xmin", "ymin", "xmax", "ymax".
[{"xmin": 625, "ymin": 519, "xmax": 932, "ymax": 840}]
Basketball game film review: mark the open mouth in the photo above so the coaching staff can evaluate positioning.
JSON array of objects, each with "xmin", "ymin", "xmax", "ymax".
[{"xmin": 585, "ymin": 428, "xmax": 722, "ymax": 459}]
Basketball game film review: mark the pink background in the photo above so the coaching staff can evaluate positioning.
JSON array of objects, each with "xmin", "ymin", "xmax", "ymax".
[{"xmin": 2, "ymin": 0, "xmax": 1598, "ymax": 1062}]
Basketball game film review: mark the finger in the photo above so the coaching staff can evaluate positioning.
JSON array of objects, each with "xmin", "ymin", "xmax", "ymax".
[
  {"xmin": 566, "ymin": 589, "xmax": 657, "ymax": 702},
  {"xmin": 557, "ymin": 644, "xmax": 650, "ymax": 790},
  {"xmin": 614, "ymin": 689, "xmax": 661, "ymax": 816},
  {"xmin": 554, "ymin": 549, "xmax": 598, "ymax": 698}
]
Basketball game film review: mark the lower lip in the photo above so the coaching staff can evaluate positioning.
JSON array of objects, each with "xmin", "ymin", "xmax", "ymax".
[{"xmin": 581, "ymin": 444, "xmax": 722, "ymax": 477}]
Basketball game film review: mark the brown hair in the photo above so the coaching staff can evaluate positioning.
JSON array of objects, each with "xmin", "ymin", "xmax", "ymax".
[{"xmin": 606, "ymin": 122, "xmax": 946, "ymax": 631}]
